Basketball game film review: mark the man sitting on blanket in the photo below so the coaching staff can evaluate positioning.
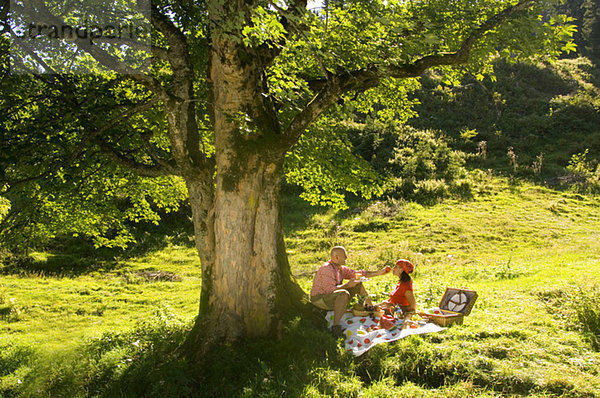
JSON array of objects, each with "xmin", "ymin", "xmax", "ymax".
[{"xmin": 310, "ymin": 246, "xmax": 391, "ymax": 338}]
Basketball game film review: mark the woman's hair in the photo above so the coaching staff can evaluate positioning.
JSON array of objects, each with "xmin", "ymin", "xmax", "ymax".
[{"xmin": 400, "ymin": 270, "xmax": 412, "ymax": 283}]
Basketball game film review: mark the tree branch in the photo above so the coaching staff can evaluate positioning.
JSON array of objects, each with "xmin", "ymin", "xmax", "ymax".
[
  {"xmin": 280, "ymin": 75, "xmax": 345, "ymax": 151},
  {"xmin": 150, "ymin": 4, "xmax": 193, "ymax": 77},
  {"xmin": 262, "ymin": 0, "xmax": 308, "ymax": 65},
  {"xmin": 138, "ymin": 128, "xmax": 180, "ymax": 175},
  {"xmin": 285, "ymin": 0, "xmax": 536, "ymax": 148},
  {"xmin": 17, "ymin": 0, "xmax": 167, "ymax": 97},
  {"xmin": 386, "ymin": 0, "xmax": 536, "ymax": 79},
  {"xmin": 1, "ymin": 98, "xmax": 161, "ymax": 189},
  {"xmin": 97, "ymin": 141, "xmax": 176, "ymax": 177},
  {"xmin": 92, "ymin": 37, "xmax": 171, "ymax": 62}
]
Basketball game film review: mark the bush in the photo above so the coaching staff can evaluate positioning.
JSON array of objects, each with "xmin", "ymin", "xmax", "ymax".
[
  {"xmin": 564, "ymin": 149, "xmax": 600, "ymax": 194},
  {"xmin": 572, "ymin": 286, "xmax": 600, "ymax": 350},
  {"xmin": 384, "ymin": 126, "xmax": 465, "ymax": 183},
  {"xmin": 347, "ymin": 122, "xmax": 468, "ymax": 203},
  {"xmin": 406, "ymin": 58, "xmax": 600, "ymax": 181}
]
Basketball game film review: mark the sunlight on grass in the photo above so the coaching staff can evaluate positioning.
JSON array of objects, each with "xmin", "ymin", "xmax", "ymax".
[{"xmin": 2, "ymin": 176, "xmax": 599, "ymax": 397}]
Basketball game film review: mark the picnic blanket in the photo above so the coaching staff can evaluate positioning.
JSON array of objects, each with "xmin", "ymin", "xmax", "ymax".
[{"xmin": 326, "ymin": 311, "xmax": 446, "ymax": 357}]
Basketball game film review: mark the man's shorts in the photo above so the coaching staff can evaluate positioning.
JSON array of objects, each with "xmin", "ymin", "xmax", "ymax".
[{"xmin": 310, "ymin": 284, "xmax": 363, "ymax": 310}]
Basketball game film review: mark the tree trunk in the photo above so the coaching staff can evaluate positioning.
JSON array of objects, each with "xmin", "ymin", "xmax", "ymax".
[
  {"xmin": 184, "ymin": 156, "xmax": 307, "ymax": 352},
  {"xmin": 213, "ymin": 157, "xmax": 302, "ymax": 338},
  {"xmin": 183, "ymin": 38, "xmax": 307, "ymax": 355}
]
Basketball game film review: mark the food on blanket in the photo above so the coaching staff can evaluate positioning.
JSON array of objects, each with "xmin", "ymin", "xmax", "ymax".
[
  {"xmin": 378, "ymin": 315, "xmax": 395, "ymax": 330},
  {"xmin": 402, "ymin": 319, "xmax": 421, "ymax": 329},
  {"xmin": 364, "ymin": 304, "xmax": 375, "ymax": 312}
]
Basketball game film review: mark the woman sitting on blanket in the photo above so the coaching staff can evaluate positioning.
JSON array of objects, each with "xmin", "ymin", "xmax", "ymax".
[{"xmin": 379, "ymin": 259, "xmax": 417, "ymax": 320}]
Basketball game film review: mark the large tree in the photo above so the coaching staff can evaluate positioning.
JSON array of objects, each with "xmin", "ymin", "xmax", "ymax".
[{"xmin": 2, "ymin": 0, "xmax": 574, "ymax": 352}]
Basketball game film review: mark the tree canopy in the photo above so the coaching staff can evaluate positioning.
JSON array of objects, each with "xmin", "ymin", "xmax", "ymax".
[{"xmin": 1, "ymin": 0, "xmax": 575, "ymax": 249}]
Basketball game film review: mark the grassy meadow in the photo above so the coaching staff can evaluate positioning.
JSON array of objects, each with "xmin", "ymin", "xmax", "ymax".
[{"xmin": 1, "ymin": 174, "xmax": 599, "ymax": 397}]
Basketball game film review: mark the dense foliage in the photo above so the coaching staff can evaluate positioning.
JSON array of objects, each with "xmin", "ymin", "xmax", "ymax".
[
  {"xmin": 1, "ymin": 0, "xmax": 576, "ymax": 254},
  {"xmin": 0, "ymin": 71, "xmax": 188, "ymax": 251},
  {"xmin": 557, "ymin": 0, "xmax": 600, "ymax": 59},
  {"xmin": 407, "ymin": 57, "xmax": 600, "ymax": 180}
]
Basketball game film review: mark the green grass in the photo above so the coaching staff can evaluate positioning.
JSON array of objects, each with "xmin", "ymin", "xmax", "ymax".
[
  {"xmin": 0, "ymin": 244, "xmax": 201, "ymax": 349},
  {"xmin": 1, "ymin": 176, "xmax": 600, "ymax": 397}
]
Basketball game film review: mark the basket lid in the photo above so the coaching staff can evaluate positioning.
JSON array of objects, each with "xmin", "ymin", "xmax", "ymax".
[{"xmin": 438, "ymin": 287, "xmax": 478, "ymax": 316}]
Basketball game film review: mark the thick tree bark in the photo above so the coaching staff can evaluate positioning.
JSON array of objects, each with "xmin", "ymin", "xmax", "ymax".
[
  {"xmin": 212, "ymin": 158, "xmax": 300, "ymax": 337},
  {"xmin": 183, "ymin": 157, "xmax": 306, "ymax": 356},
  {"xmin": 182, "ymin": 37, "xmax": 307, "ymax": 354}
]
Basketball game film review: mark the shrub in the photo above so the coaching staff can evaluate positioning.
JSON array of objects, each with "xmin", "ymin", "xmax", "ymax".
[
  {"xmin": 413, "ymin": 179, "xmax": 449, "ymax": 204},
  {"xmin": 347, "ymin": 122, "xmax": 468, "ymax": 203},
  {"xmin": 564, "ymin": 149, "xmax": 600, "ymax": 194},
  {"xmin": 572, "ymin": 286, "xmax": 600, "ymax": 350},
  {"xmin": 448, "ymin": 178, "xmax": 474, "ymax": 199},
  {"xmin": 385, "ymin": 127, "xmax": 465, "ymax": 183}
]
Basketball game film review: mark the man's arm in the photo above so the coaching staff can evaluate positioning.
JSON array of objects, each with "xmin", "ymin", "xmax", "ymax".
[
  {"xmin": 363, "ymin": 266, "xmax": 392, "ymax": 278},
  {"xmin": 337, "ymin": 279, "xmax": 361, "ymax": 289}
]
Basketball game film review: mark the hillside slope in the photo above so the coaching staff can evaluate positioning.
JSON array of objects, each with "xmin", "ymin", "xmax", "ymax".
[{"xmin": 409, "ymin": 58, "xmax": 600, "ymax": 177}]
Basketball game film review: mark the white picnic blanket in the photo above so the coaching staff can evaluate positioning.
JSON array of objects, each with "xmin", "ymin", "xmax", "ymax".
[{"xmin": 326, "ymin": 311, "xmax": 446, "ymax": 357}]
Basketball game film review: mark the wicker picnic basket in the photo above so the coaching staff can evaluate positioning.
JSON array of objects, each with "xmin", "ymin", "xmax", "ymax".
[
  {"xmin": 351, "ymin": 304, "xmax": 384, "ymax": 317},
  {"xmin": 420, "ymin": 287, "xmax": 478, "ymax": 327}
]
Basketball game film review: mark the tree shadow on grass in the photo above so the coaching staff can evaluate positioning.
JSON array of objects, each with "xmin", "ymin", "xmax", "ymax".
[
  {"xmin": 14, "ymin": 311, "xmax": 589, "ymax": 398},
  {"xmin": 99, "ymin": 320, "xmax": 556, "ymax": 398},
  {"xmin": 0, "ymin": 252, "xmax": 122, "ymax": 277},
  {"xmin": 95, "ymin": 316, "xmax": 346, "ymax": 398},
  {"xmin": 0, "ymin": 208, "xmax": 197, "ymax": 277}
]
